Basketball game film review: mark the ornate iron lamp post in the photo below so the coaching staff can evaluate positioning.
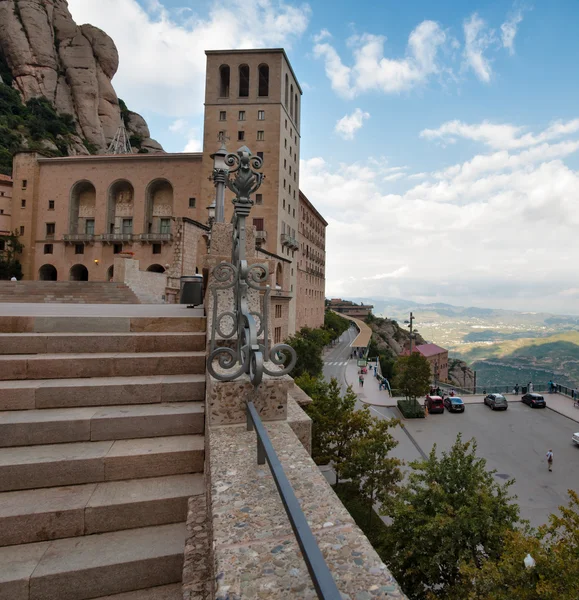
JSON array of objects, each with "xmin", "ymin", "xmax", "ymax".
[
  {"xmin": 211, "ymin": 142, "xmax": 228, "ymax": 223},
  {"xmin": 207, "ymin": 146, "xmax": 296, "ymax": 387}
]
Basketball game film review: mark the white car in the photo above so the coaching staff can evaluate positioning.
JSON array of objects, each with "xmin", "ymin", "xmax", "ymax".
[{"xmin": 573, "ymin": 432, "xmax": 579, "ymax": 446}]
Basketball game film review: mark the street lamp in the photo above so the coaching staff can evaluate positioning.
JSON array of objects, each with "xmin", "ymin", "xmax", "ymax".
[
  {"xmin": 211, "ymin": 142, "xmax": 228, "ymax": 223},
  {"xmin": 404, "ymin": 312, "xmax": 415, "ymax": 353}
]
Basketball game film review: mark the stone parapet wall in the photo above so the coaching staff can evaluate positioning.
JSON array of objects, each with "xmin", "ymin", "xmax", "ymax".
[{"xmin": 206, "ymin": 418, "xmax": 407, "ymax": 599}]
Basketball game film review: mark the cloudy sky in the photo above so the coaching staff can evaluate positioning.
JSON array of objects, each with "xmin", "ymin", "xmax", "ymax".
[{"xmin": 68, "ymin": 0, "xmax": 579, "ymax": 315}]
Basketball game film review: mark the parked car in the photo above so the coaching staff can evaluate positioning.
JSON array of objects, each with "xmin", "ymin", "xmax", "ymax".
[
  {"xmin": 573, "ymin": 432, "xmax": 579, "ymax": 446},
  {"xmin": 521, "ymin": 393, "xmax": 546, "ymax": 408},
  {"xmin": 484, "ymin": 393, "xmax": 508, "ymax": 410},
  {"xmin": 425, "ymin": 395, "xmax": 445, "ymax": 414},
  {"xmin": 444, "ymin": 396, "xmax": 465, "ymax": 413}
]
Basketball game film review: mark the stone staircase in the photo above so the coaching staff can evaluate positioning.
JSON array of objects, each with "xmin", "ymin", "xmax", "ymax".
[
  {"xmin": 0, "ymin": 282, "xmax": 141, "ymax": 304},
  {"xmin": 0, "ymin": 312, "xmax": 207, "ymax": 600}
]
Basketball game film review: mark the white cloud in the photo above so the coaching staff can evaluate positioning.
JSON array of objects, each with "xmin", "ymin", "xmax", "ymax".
[
  {"xmin": 184, "ymin": 135, "xmax": 202, "ymax": 152},
  {"xmin": 300, "ymin": 119, "xmax": 579, "ymax": 313},
  {"xmin": 335, "ymin": 108, "xmax": 370, "ymax": 140},
  {"xmin": 501, "ymin": 10, "xmax": 524, "ymax": 54},
  {"xmin": 313, "ymin": 29, "xmax": 331, "ymax": 43},
  {"xmin": 313, "ymin": 20, "xmax": 447, "ymax": 99},
  {"xmin": 67, "ymin": 0, "xmax": 310, "ymax": 117},
  {"xmin": 463, "ymin": 13, "xmax": 494, "ymax": 82},
  {"xmin": 169, "ymin": 119, "xmax": 187, "ymax": 133},
  {"xmin": 420, "ymin": 119, "xmax": 579, "ymax": 150}
]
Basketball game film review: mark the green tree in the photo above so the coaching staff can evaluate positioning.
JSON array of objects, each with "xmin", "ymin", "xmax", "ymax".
[
  {"xmin": 0, "ymin": 231, "xmax": 24, "ymax": 280},
  {"xmin": 394, "ymin": 351, "xmax": 431, "ymax": 407},
  {"xmin": 381, "ymin": 434, "xmax": 520, "ymax": 600},
  {"xmin": 343, "ymin": 416, "xmax": 402, "ymax": 524},
  {"xmin": 285, "ymin": 327, "xmax": 325, "ymax": 378},
  {"xmin": 458, "ymin": 490, "xmax": 579, "ymax": 600},
  {"xmin": 323, "ymin": 309, "xmax": 350, "ymax": 340}
]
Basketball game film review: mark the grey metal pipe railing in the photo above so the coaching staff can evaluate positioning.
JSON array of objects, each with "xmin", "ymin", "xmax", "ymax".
[{"xmin": 245, "ymin": 400, "xmax": 342, "ymax": 600}]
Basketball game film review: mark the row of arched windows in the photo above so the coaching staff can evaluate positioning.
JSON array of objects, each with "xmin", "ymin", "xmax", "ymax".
[
  {"xmin": 219, "ymin": 64, "xmax": 269, "ymax": 98},
  {"xmin": 39, "ymin": 263, "xmax": 166, "ymax": 282},
  {"xmin": 284, "ymin": 74, "xmax": 299, "ymax": 126}
]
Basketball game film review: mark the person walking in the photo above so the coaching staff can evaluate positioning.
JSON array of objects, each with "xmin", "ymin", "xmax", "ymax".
[
  {"xmin": 546, "ymin": 449, "xmax": 554, "ymax": 472},
  {"xmin": 514, "ymin": 383, "xmax": 519, "ymax": 395},
  {"xmin": 528, "ymin": 381, "xmax": 533, "ymax": 393},
  {"xmin": 359, "ymin": 374, "xmax": 364, "ymax": 388}
]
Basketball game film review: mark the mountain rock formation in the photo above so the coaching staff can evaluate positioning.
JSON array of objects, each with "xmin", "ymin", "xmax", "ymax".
[{"xmin": 0, "ymin": 0, "xmax": 162, "ymax": 155}]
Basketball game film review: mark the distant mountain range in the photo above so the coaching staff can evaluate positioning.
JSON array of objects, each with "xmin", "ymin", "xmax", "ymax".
[{"xmin": 343, "ymin": 297, "xmax": 579, "ymax": 388}]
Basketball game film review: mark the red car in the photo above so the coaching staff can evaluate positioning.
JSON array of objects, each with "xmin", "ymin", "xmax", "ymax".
[{"xmin": 425, "ymin": 395, "xmax": 444, "ymax": 414}]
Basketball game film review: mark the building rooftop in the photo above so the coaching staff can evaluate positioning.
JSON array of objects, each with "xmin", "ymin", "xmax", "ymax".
[
  {"xmin": 0, "ymin": 174, "xmax": 12, "ymax": 183},
  {"xmin": 299, "ymin": 190, "xmax": 328, "ymax": 227},
  {"xmin": 34, "ymin": 152, "xmax": 203, "ymax": 164},
  {"xmin": 415, "ymin": 343, "xmax": 447, "ymax": 357}
]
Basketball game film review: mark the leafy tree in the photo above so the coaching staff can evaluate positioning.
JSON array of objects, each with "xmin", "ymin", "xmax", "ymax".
[
  {"xmin": 323, "ymin": 309, "xmax": 350, "ymax": 340},
  {"xmin": 394, "ymin": 351, "xmax": 431, "ymax": 407},
  {"xmin": 381, "ymin": 434, "xmax": 520, "ymax": 600},
  {"xmin": 457, "ymin": 490, "xmax": 579, "ymax": 600},
  {"xmin": 343, "ymin": 416, "xmax": 402, "ymax": 524},
  {"xmin": 0, "ymin": 231, "xmax": 24, "ymax": 280},
  {"xmin": 304, "ymin": 378, "xmax": 372, "ymax": 486},
  {"xmin": 285, "ymin": 328, "xmax": 325, "ymax": 378}
]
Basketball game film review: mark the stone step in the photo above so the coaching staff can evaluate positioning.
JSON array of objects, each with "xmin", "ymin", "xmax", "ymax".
[
  {"xmin": 0, "ymin": 435, "xmax": 204, "ymax": 492},
  {"xmin": 0, "ymin": 332, "xmax": 205, "ymax": 355},
  {"xmin": 0, "ymin": 374, "xmax": 206, "ymax": 411},
  {"xmin": 0, "ymin": 474, "xmax": 204, "ymax": 546},
  {"xmin": 0, "ymin": 403, "xmax": 204, "ymax": 447},
  {"xmin": 92, "ymin": 584, "xmax": 182, "ymax": 600},
  {"xmin": 0, "ymin": 315, "xmax": 206, "ymax": 333},
  {"xmin": 0, "ymin": 523, "xmax": 187, "ymax": 600},
  {"xmin": 0, "ymin": 351, "xmax": 206, "ymax": 381}
]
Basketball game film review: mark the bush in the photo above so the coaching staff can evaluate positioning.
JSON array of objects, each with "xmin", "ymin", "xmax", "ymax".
[{"xmin": 397, "ymin": 399, "xmax": 425, "ymax": 418}]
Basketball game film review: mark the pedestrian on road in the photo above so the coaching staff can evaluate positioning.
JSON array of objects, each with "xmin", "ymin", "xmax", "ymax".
[
  {"xmin": 548, "ymin": 380, "xmax": 553, "ymax": 393},
  {"xmin": 546, "ymin": 449, "xmax": 554, "ymax": 472},
  {"xmin": 359, "ymin": 375, "xmax": 364, "ymax": 387},
  {"xmin": 514, "ymin": 383, "xmax": 519, "ymax": 395},
  {"xmin": 528, "ymin": 381, "xmax": 533, "ymax": 393}
]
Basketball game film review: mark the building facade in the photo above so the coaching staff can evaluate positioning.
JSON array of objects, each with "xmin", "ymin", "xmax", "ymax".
[
  {"xmin": 3, "ymin": 48, "xmax": 325, "ymax": 337},
  {"xmin": 328, "ymin": 299, "xmax": 374, "ymax": 320},
  {"xmin": 410, "ymin": 343, "xmax": 449, "ymax": 382},
  {"xmin": 296, "ymin": 190, "xmax": 327, "ymax": 329},
  {"xmin": 0, "ymin": 174, "xmax": 12, "ymax": 235},
  {"xmin": 200, "ymin": 49, "xmax": 302, "ymax": 332}
]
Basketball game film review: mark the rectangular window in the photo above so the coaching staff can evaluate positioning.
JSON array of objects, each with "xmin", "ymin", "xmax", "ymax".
[
  {"xmin": 113, "ymin": 243, "xmax": 122, "ymax": 254},
  {"xmin": 290, "ymin": 128, "xmax": 293, "ymax": 137},
  {"xmin": 48, "ymin": 200, "xmax": 55, "ymax": 210},
  {"xmin": 160, "ymin": 218, "xmax": 171, "ymax": 234},
  {"xmin": 289, "ymin": 166, "xmax": 292, "ymax": 175},
  {"xmin": 238, "ymin": 110, "xmax": 245, "ymax": 121},
  {"xmin": 275, "ymin": 304, "xmax": 282, "ymax": 318},
  {"xmin": 0, "ymin": 239, "xmax": 4, "ymax": 251},
  {"xmin": 285, "ymin": 119, "xmax": 287, "ymax": 129},
  {"xmin": 0, "ymin": 209, "xmax": 3, "ymax": 214},
  {"xmin": 253, "ymin": 217, "xmax": 264, "ymax": 231},
  {"xmin": 274, "ymin": 327, "xmax": 282, "ymax": 344},
  {"xmin": 122, "ymin": 219, "xmax": 133, "ymax": 234},
  {"xmin": 85, "ymin": 219, "xmax": 95, "ymax": 235},
  {"xmin": 258, "ymin": 110, "xmax": 265, "ymax": 120},
  {"xmin": 75, "ymin": 244, "xmax": 84, "ymax": 255},
  {"xmin": 46, "ymin": 223, "xmax": 55, "ymax": 237},
  {"xmin": 22, "ymin": 179, "xmax": 27, "ymax": 190},
  {"xmin": 238, "ymin": 131, "xmax": 245, "ymax": 141},
  {"xmin": 284, "ymin": 139, "xmax": 287, "ymax": 148},
  {"xmin": 189, "ymin": 197, "xmax": 196, "ymax": 208},
  {"xmin": 21, "ymin": 199, "xmax": 26, "ymax": 208},
  {"xmin": 219, "ymin": 110, "xmax": 226, "ymax": 121},
  {"xmin": 218, "ymin": 130, "xmax": 225, "ymax": 141},
  {"xmin": 152, "ymin": 243, "xmax": 162, "ymax": 254},
  {"xmin": 20, "ymin": 225, "xmax": 24, "ymax": 235},
  {"xmin": 44, "ymin": 244, "xmax": 53, "ymax": 254},
  {"xmin": 255, "ymin": 193, "xmax": 263, "ymax": 205},
  {"xmin": 257, "ymin": 130, "xmax": 264, "ymax": 141},
  {"xmin": 257, "ymin": 151, "xmax": 264, "ymax": 160},
  {"xmin": 284, "ymin": 159, "xmax": 287, "ymax": 168},
  {"xmin": 283, "ymin": 179, "xmax": 286, "ymax": 189}
]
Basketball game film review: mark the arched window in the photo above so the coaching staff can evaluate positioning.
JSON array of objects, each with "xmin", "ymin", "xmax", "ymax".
[
  {"xmin": 294, "ymin": 93, "xmax": 298, "ymax": 125},
  {"xmin": 219, "ymin": 65, "xmax": 230, "ymax": 97},
  {"xmin": 258, "ymin": 64, "xmax": 269, "ymax": 97},
  {"xmin": 290, "ymin": 84, "xmax": 294, "ymax": 116},
  {"xmin": 147, "ymin": 264, "xmax": 166, "ymax": 273},
  {"xmin": 285, "ymin": 74, "xmax": 288, "ymax": 107},
  {"xmin": 239, "ymin": 64, "xmax": 249, "ymax": 97}
]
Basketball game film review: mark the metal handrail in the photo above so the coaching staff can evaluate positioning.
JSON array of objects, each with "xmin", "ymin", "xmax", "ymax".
[{"xmin": 245, "ymin": 400, "xmax": 342, "ymax": 600}]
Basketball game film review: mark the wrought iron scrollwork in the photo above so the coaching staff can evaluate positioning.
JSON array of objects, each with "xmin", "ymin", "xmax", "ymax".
[{"xmin": 207, "ymin": 146, "xmax": 296, "ymax": 387}]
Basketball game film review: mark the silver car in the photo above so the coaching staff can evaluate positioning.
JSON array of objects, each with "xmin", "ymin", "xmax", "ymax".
[{"xmin": 484, "ymin": 393, "xmax": 508, "ymax": 411}]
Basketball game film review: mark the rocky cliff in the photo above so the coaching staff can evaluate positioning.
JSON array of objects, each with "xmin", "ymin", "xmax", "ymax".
[
  {"xmin": 0, "ymin": 0, "xmax": 162, "ymax": 158},
  {"xmin": 368, "ymin": 316, "xmax": 427, "ymax": 357}
]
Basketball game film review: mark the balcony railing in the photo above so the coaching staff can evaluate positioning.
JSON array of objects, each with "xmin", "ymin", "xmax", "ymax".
[
  {"xmin": 63, "ymin": 233, "xmax": 96, "ymax": 244},
  {"xmin": 255, "ymin": 230, "xmax": 267, "ymax": 242},
  {"xmin": 246, "ymin": 400, "xmax": 341, "ymax": 599},
  {"xmin": 139, "ymin": 232, "xmax": 173, "ymax": 243},
  {"xmin": 281, "ymin": 233, "xmax": 298, "ymax": 249},
  {"xmin": 101, "ymin": 233, "xmax": 133, "ymax": 243}
]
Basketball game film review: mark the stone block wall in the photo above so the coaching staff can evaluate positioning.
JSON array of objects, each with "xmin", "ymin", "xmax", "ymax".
[{"xmin": 113, "ymin": 257, "xmax": 167, "ymax": 303}]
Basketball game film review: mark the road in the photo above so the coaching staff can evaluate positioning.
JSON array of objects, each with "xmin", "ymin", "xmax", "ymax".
[{"xmin": 320, "ymin": 329, "xmax": 579, "ymax": 528}]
